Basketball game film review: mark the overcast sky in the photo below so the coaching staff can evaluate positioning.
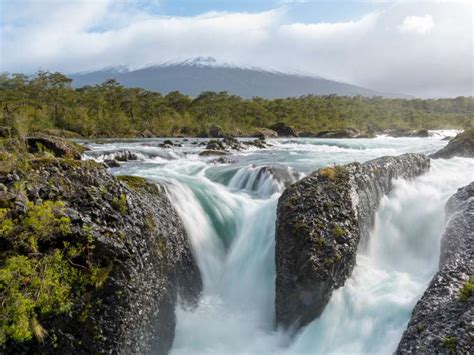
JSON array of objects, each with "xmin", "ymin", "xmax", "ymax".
[{"xmin": 0, "ymin": 0, "xmax": 472, "ymax": 97}]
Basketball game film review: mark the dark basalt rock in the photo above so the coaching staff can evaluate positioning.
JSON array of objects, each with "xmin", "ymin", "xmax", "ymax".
[
  {"xmin": 206, "ymin": 139, "xmax": 226, "ymax": 151},
  {"xmin": 1, "ymin": 160, "xmax": 202, "ymax": 354},
  {"xmin": 316, "ymin": 128, "xmax": 360, "ymax": 138},
  {"xmin": 199, "ymin": 150, "xmax": 228, "ymax": 156},
  {"xmin": 104, "ymin": 159, "xmax": 120, "ymax": 168},
  {"xmin": 298, "ymin": 131, "xmax": 318, "ymax": 138},
  {"xmin": 430, "ymin": 129, "xmax": 474, "ymax": 159},
  {"xmin": 114, "ymin": 150, "xmax": 140, "ymax": 161},
  {"xmin": 253, "ymin": 128, "xmax": 278, "ymax": 139},
  {"xmin": 396, "ymin": 182, "xmax": 474, "ymax": 355},
  {"xmin": 244, "ymin": 139, "xmax": 268, "ymax": 149},
  {"xmin": 270, "ymin": 122, "xmax": 298, "ymax": 137},
  {"xmin": 159, "ymin": 139, "xmax": 175, "ymax": 148},
  {"xmin": 275, "ymin": 153, "xmax": 430, "ymax": 330},
  {"xmin": 413, "ymin": 129, "xmax": 430, "ymax": 137},
  {"xmin": 383, "ymin": 129, "xmax": 431, "ymax": 138},
  {"xmin": 223, "ymin": 135, "xmax": 242, "ymax": 150},
  {"xmin": 208, "ymin": 124, "xmax": 225, "ymax": 138},
  {"xmin": 26, "ymin": 134, "xmax": 87, "ymax": 160}
]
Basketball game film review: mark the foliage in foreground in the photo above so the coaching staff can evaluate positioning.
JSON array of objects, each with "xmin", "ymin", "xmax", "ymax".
[
  {"xmin": 0, "ymin": 71, "xmax": 473, "ymax": 138},
  {"xmin": 0, "ymin": 174, "xmax": 110, "ymax": 345}
]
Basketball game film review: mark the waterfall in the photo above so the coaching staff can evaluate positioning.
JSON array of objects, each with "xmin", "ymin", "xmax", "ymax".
[
  {"xmin": 167, "ymin": 167, "xmax": 288, "ymax": 354},
  {"xmin": 287, "ymin": 158, "xmax": 474, "ymax": 354},
  {"xmin": 167, "ymin": 158, "xmax": 473, "ymax": 355},
  {"xmin": 228, "ymin": 164, "xmax": 296, "ymax": 197},
  {"xmin": 87, "ymin": 135, "xmax": 472, "ymax": 354}
]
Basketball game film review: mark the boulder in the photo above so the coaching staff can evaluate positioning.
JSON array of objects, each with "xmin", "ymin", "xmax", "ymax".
[
  {"xmin": 412, "ymin": 129, "xmax": 430, "ymax": 137},
  {"xmin": 104, "ymin": 159, "xmax": 120, "ymax": 168},
  {"xmin": 383, "ymin": 129, "xmax": 430, "ymax": 138},
  {"xmin": 159, "ymin": 140, "xmax": 175, "ymax": 148},
  {"xmin": 316, "ymin": 128, "xmax": 360, "ymax": 138},
  {"xmin": 253, "ymin": 128, "xmax": 278, "ymax": 139},
  {"xmin": 39, "ymin": 129, "xmax": 84, "ymax": 139},
  {"xmin": 396, "ymin": 182, "xmax": 474, "ymax": 354},
  {"xmin": 208, "ymin": 124, "xmax": 225, "ymax": 138},
  {"xmin": 244, "ymin": 139, "xmax": 268, "ymax": 149},
  {"xmin": 270, "ymin": 122, "xmax": 298, "ymax": 137},
  {"xmin": 298, "ymin": 131, "xmax": 318, "ymax": 138},
  {"xmin": 206, "ymin": 139, "xmax": 226, "ymax": 151},
  {"xmin": 140, "ymin": 129, "xmax": 155, "ymax": 138},
  {"xmin": 199, "ymin": 150, "xmax": 228, "ymax": 157},
  {"xmin": 430, "ymin": 129, "xmax": 474, "ymax": 159},
  {"xmin": 0, "ymin": 160, "xmax": 202, "ymax": 354},
  {"xmin": 275, "ymin": 153, "xmax": 430, "ymax": 330},
  {"xmin": 114, "ymin": 151, "xmax": 140, "ymax": 162},
  {"xmin": 223, "ymin": 135, "xmax": 243, "ymax": 150},
  {"xmin": 26, "ymin": 135, "xmax": 87, "ymax": 160},
  {"xmin": 383, "ymin": 129, "xmax": 412, "ymax": 137}
]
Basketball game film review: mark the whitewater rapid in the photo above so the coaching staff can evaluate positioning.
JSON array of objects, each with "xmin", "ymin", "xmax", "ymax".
[{"xmin": 83, "ymin": 132, "xmax": 473, "ymax": 354}]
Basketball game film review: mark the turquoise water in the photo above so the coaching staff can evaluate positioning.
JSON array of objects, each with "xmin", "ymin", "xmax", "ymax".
[{"xmin": 84, "ymin": 131, "xmax": 473, "ymax": 354}]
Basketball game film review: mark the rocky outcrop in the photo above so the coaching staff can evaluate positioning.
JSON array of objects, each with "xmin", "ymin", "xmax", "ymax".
[
  {"xmin": 0, "ymin": 159, "xmax": 202, "ymax": 354},
  {"xmin": 199, "ymin": 150, "xmax": 228, "ymax": 156},
  {"xmin": 430, "ymin": 129, "xmax": 474, "ymax": 159},
  {"xmin": 396, "ymin": 182, "xmax": 473, "ymax": 354},
  {"xmin": 315, "ymin": 128, "xmax": 360, "ymax": 138},
  {"xmin": 208, "ymin": 124, "xmax": 225, "ymax": 138},
  {"xmin": 253, "ymin": 128, "xmax": 278, "ymax": 139},
  {"xmin": 275, "ymin": 153, "xmax": 430, "ymax": 330},
  {"xmin": 26, "ymin": 134, "xmax": 87, "ymax": 159},
  {"xmin": 270, "ymin": 122, "xmax": 298, "ymax": 137},
  {"xmin": 383, "ymin": 129, "xmax": 430, "ymax": 138}
]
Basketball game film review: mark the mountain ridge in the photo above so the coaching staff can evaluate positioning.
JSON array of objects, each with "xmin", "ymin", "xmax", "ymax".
[{"xmin": 69, "ymin": 57, "xmax": 409, "ymax": 99}]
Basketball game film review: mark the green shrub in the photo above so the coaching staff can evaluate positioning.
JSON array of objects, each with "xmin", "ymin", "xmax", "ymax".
[
  {"xmin": 332, "ymin": 225, "xmax": 347, "ymax": 239},
  {"xmin": 0, "ymin": 196, "xmax": 114, "ymax": 345},
  {"xmin": 111, "ymin": 194, "xmax": 128, "ymax": 214},
  {"xmin": 441, "ymin": 336, "xmax": 457, "ymax": 353},
  {"xmin": 0, "ymin": 251, "xmax": 79, "ymax": 344},
  {"xmin": 1, "ymin": 200, "xmax": 71, "ymax": 253},
  {"xmin": 459, "ymin": 274, "xmax": 474, "ymax": 302}
]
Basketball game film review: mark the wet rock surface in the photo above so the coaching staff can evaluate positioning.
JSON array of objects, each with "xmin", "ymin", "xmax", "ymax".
[
  {"xmin": 253, "ymin": 128, "xmax": 278, "ymax": 139},
  {"xmin": 270, "ymin": 122, "xmax": 298, "ymax": 137},
  {"xmin": 275, "ymin": 153, "xmax": 430, "ymax": 330},
  {"xmin": 383, "ymin": 128, "xmax": 430, "ymax": 138},
  {"xmin": 315, "ymin": 128, "xmax": 360, "ymax": 138},
  {"xmin": 396, "ymin": 182, "xmax": 474, "ymax": 355},
  {"xmin": 431, "ymin": 129, "xmax": 474, "ymax": 159},
  {"xmin": 26, "ymin": 134, "xmax": 87, "ymax": 159},
  {"xmin": 1, "ymin": 160, "xmax": 202, "ymax": 354},
  {"xmin": 208, "ymin": 124, "xmax": 225, "ymax": 138}
]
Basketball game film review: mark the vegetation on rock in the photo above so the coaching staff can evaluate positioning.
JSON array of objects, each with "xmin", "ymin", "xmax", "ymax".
[
  {"xmin": 431, "ymin": 128, "xmax": 474, "ymax": 159},
  {"xmin": 459, "ymin": 274, "xmax": 474, "ymax": 302},
  {"xmin": 0, "ymin": 196, "xmax": 93, "ymax": 346}
]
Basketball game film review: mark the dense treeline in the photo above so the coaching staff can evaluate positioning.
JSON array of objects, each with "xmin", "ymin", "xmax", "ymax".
[{"xmin": 1, "ymin": 71, "xmax": 473, "ymax": 137}]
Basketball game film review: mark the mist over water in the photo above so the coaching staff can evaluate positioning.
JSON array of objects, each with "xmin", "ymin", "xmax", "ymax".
[{"xmin": 83, "ymin": 132, "xmax": 473, "ymax": 354}]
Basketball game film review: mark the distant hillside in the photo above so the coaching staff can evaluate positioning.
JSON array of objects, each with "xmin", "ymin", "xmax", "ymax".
[{"xmin": 70, "ymin": 57, "xmax": 406, "ymax": 98}]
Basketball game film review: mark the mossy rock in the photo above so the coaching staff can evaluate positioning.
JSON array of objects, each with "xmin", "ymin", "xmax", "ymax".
[{"xmin": 26, "ymin": 135, "xmax": 87, "ymax": 160}]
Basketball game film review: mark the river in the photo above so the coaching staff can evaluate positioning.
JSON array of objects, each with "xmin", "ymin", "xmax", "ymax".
[{"xmin": 83, "ymin": 131, "xmax": 473, "ymax": 354}]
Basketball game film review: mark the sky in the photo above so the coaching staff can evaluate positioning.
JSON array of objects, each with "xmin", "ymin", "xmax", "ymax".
[{"xmin": 0, "ymin": 0, "xmax": 472, "ymax": 97}]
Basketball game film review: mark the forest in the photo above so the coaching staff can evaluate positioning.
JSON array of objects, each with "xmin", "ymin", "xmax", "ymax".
[{"xmin": 1, "ymin": 71, "xmax": 473, "ymax": 138}]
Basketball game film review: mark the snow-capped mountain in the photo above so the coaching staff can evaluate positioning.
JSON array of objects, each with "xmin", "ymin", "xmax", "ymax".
[{"xmin": 69, "ymin": 57, "xmax": 405, "ymax": 98}]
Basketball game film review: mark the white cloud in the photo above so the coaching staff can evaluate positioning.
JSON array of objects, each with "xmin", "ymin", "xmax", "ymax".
[
  {"xmin": 0, "ymin": 0, "xmax": 472, "ymax": 97},
  {"xmin": 398, "ymin": 15, "xmax": 434, "ymax": 34}
]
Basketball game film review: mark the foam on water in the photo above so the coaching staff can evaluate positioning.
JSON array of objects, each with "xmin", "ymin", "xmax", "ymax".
[{"xmin": 83, "ymin": 133, "xmax": 472, "ymax": 354}]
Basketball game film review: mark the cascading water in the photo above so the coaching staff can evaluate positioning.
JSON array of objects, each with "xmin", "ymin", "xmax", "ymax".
[
  {"xmin": 82, "ymin": 132, "xmax": 473, "ymax": 354},
  {"xmin": 288, "ymin": 158, "xmax": 473, "ymax": 354}
]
